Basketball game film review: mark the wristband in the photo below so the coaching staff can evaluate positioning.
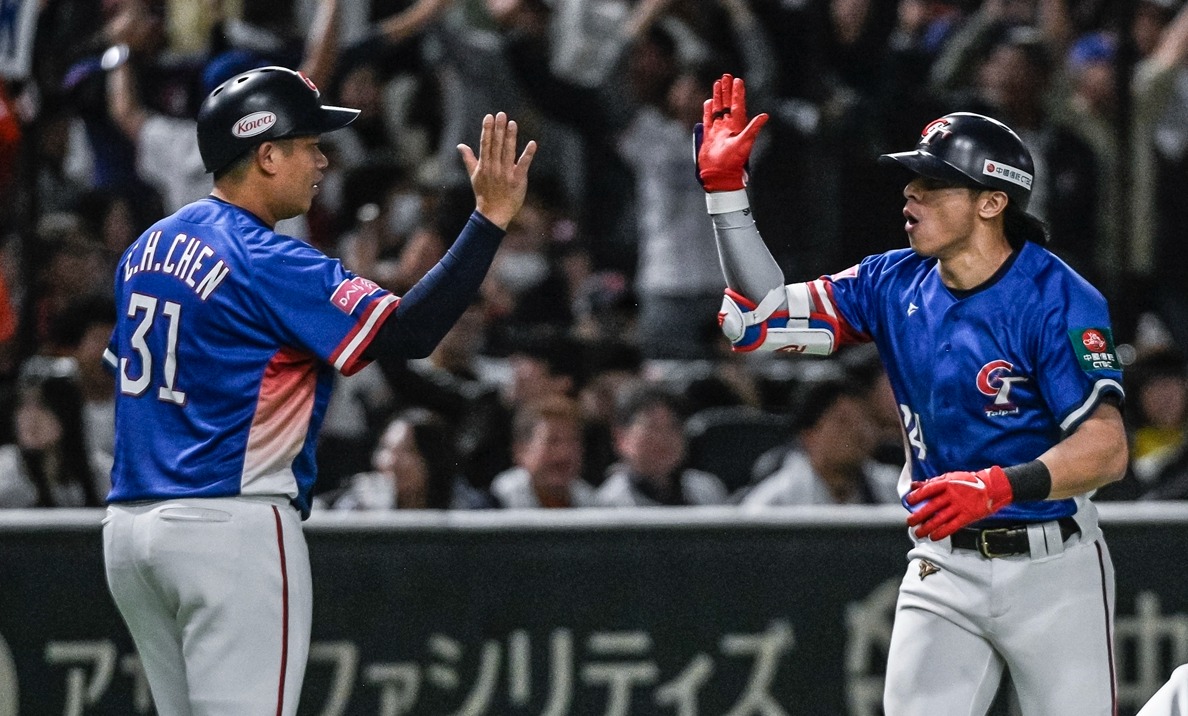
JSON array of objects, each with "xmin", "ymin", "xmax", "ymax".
[
  {"xmin": 705, "ymin": 189, "xmax": 750, "ymax": 215},
  {"xmin": 1003, "ymin": 460, "xmax": 1052, "ymax": 502}
]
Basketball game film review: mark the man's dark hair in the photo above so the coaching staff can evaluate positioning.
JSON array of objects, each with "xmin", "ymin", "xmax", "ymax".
[
  {"xmin": 614, "ymin": 384, "xmax": 688, "ymax": 429},
  {"xmin": 791, "ymin": 377, "xmax": 866, "ymax": 433}
]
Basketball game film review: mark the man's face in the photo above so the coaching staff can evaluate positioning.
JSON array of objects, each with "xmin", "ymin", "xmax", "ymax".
[
  {"xmin": 810, "ymin": 395, "xmax": 876, "ymax": 469},
  {"xmin": 517, "ymin": 417, "xmax": 583, "ymax": 491},
  {"xmin": 900, "ymin": 176, "xmax": 983, "ymax": 258},
  {"xmin": 615, "ymin": 404, "xmax": 685, "ymax": 481},
  {"xmin": 268, "ymin": 136, "xmax": 328, "ymax": 220}
]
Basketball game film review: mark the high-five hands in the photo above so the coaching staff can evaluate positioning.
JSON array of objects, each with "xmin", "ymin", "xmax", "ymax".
[
  {"xmin": 458, "ymin": 112, "xmax": 538, "ymax": 230},
  {"xmin": 905, "ymin": 466, "xmax": 1015, "ymax": 540},
  {"xmin": 694, "ymin": 74, "xmax": 769, "ymax": 192}
]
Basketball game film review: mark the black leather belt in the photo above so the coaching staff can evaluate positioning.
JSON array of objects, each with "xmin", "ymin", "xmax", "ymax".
[{"xmin": 950, "ymin": 517, "xmax": 1080, "ymax": 558}]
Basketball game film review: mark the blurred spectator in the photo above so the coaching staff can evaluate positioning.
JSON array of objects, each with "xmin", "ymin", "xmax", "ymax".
[
  {"xmin": 577, "ymin": 340, "xmax": 644, "ymax": 486},
  {"xmin": 44, "ymin": 295, "xmax": 117, "ymax": 471},
  {"xmin": 1130, "ymin": 0, "xmax": 1188, "ymax": 351},
  {"xmin": 839, "ymin": 343, "xmax": 905, "ymax": 468},
  {"xmin": 0, "ymin": 260, "xmax": 17, "ymax": 380},
  {"xmin": 74, "ymin": 188, "xmax": 143, "ymax": 281},
  {"xmin": 32, "ymin": 102, "xmax": 91, "ymax": 216},
  {"xmin": 0, "ymin": 363, "xmax": 105, "ymax": 507},
  {"xmin": 0, "ymin": 81, "xmax": 20, "ymax": 203},
  {"xmin": 482, "ymin": 193, "xmax": 575, "ymax": 337},
  {"xmin": 1057, "ymin": 30, "xmax": 1124, "ymax": 286},
  {"xmin": 740, "ymin": 376, "xmax": 901, "ymax": 506},
  {"xmin": 324, "ymin": 408, "xmax": 493, "ymax": 510},
  {"xmin": 27, "ymin": 221, "xmax": 111, "ymax": 349},
  {"xmin": 595, "ymin": 384, "xmax": 728, "ymax": 506},
  {"xmin": 316, "ymin": 363, "xmax": 395, "ymax": 496},
  {"xmin": 1128, "ymin": 348, "xmax": 1188, "ymax": 465},
  {"xmin": 490, "ymin": 393, "xmax": 595, "ymax": 508},
  {"xmin": 571, "ymin": 269, "xmax": 638, "ymax": 345}
]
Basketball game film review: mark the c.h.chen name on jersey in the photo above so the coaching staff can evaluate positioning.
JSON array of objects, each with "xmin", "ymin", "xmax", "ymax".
[{"xmin": 123, "ymin": 230, "xmax": 231, "ymax": 300}]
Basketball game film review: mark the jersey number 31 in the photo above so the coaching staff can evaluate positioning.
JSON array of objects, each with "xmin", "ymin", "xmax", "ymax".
[{"xmin": 120, "ymin": 292, "xmax": 187, "ymax": 405}]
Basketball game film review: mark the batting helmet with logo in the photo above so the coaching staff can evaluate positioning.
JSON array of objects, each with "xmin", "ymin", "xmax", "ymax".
[
  {"xmin": 878, "ymin": 112, "xmax": 1035, "ymax": 212},
  {"xmin": 196, "ymin": 66, "xmax": 359, "ymax": 175}
]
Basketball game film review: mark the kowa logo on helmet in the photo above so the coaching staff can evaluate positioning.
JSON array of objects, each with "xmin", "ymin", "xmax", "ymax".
[
  {"xmin": 232, "ymin": 111, "xmax": 277, "ymax": 138},
  {"xmin": 982, "ymin": 160, "xmax": 1032, "ymax": 190}
]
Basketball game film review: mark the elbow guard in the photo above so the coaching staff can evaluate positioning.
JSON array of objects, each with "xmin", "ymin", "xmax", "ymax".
[{"xmin": 718, "ymin": 283, "xmax": 837, "ymax": 355}]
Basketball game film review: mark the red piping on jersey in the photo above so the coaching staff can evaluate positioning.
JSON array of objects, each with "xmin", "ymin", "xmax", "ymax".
[
  {"xmin": 811, "ymin": 277, "xmax": 870, "ymax": 346},
  {"xmin": 329, "ymin": 295, "xmax": 400, "ymax": 376},
  {"xmin": 272, "ymin": 506, "xmax": 290, "ymax": 716},
  {"xmin": 1095, "ymin": 541, "xmax": 1118, "ymax": 715}
]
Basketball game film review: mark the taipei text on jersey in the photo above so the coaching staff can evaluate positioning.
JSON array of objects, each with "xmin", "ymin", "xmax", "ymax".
[
  {"xmin": 104, "ymin": 197, "xmax": 398, "ymax": 517},
  {"xmin": 815, "ymin": 241, "xmax": 1124, "ymax": 524}
]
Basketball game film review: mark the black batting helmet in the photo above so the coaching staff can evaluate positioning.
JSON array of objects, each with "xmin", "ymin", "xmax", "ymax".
[
  {"xmin": 196, "ymin": 66, "xmax": 359, "ymax": 175},
  {"xmin": 878, "ymin": 112, "xmax": 1035, "ymax": 211}
]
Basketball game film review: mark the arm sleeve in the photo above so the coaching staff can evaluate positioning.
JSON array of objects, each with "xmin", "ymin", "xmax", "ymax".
[
  {"xmin": 711, "ymin": 202, "xmax": 787, "ymax": 300},
  {"xmin": 363, "ymin": 211, "xmax": 505, "ymax": 364}
]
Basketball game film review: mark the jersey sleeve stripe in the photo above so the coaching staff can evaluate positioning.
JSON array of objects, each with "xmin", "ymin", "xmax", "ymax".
[
  {"xmin": 1059, "ymin": 378, "xmax": 1125, "ymax": 433},
  {"xmin": 330, "ymin": 294, "xmax": 400, "ymax": 375},
  {"xmin": 808, "ymin": 280, "xmax": 837, "ymax": 320}
]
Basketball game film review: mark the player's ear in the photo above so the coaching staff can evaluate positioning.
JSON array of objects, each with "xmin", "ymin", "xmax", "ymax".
[
  {"xmin": 976, "ymin": 189, "xmax": 1009, "ymax": 220},
  {"xmin": 255, "ymin": 141, "xmax": 281, "ymax": 176}
]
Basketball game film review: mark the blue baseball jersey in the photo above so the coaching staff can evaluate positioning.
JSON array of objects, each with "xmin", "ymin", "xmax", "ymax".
[
  {"xmin": 812, "ymin": 241, "xmax": 1124, "ymax": 524},
  {"xmin": 104, "ymin": 197, "xmax": 398, "ymax": 517}
]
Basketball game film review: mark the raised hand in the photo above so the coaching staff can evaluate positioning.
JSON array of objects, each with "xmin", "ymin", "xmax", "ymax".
[
  {"xmin": 458, "ymin": 112, "xmax": 538, "ymax": 229},
  {"xmin": 694, "ymin": 73, "xmax": 769, "ymax": 192}
]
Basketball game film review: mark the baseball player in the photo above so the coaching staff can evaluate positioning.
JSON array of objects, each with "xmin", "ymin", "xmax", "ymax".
[
  {"xmin": 695, "ymin": 74, "xmax": 1127, "ymax": 714},
  {"xmin": 101, "ymin": 66, "xmax": 535, "ymax": 715}
]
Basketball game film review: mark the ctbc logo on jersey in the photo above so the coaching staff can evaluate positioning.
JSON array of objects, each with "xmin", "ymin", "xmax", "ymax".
[
  {"xmin": 976, "ymin": 359, "xmax": 1028, "ymax": 417},
  {"xmin": 232, "ymin": 111, "xmax": 277, "ymax": 138},
  {"xmin": 331, "ymin": 276, "xmax": 381, "ymax": 315},
  {"xmin": 1069, "ymin": 327, "xmax": 1120, "ymax": 372},
  {"xmin": 919, "ymin": 118, "xmax": 952, "ymax": 145}
]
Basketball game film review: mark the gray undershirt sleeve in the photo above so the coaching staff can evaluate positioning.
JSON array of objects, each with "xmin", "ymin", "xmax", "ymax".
[{"xmin": 712, "ymin": 209, "xmax": 787, "ymax": 301}]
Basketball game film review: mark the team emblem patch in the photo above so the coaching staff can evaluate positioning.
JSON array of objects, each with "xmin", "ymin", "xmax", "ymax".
[
  {"xmin": 918, "ymin": 559, "xmax": 940, "ymax": 580},
  {"xmin": 919, "ymin": 118, "xmax": 952, "ymax": 145},
  {"xmin": 976, "ymin": 360, "xmax": 1027, "ymax": 417},
  {"xmin": 331, "ymin": 276, "xmax": 381, "ymax": 315},
  {"xmin": 1069, "ymin": 328, "xmax": 1120, "ymax": 372}
]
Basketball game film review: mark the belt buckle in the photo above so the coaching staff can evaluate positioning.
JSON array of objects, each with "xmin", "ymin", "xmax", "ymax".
[{"xmin": 977, "ymin": 527, "xmax": 1013, "ymax": 559}]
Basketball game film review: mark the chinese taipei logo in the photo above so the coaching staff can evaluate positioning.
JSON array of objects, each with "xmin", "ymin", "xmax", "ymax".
[{"xmin": 977, "ymin": 359, "xmax": 1027, "ymax": 417}]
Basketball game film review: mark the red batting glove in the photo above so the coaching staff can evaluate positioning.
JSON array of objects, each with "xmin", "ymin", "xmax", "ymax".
[
  {"xmin": 693, "ymin": 74, "xmax": 769, "ymax": 192},
  {"xmin": 905, "ymin": 466, "xmax": 1014, "ymax": 541}
]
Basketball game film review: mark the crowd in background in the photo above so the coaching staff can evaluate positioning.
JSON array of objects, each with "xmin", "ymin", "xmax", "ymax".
[{"xmin": 2, "ymin": 0, "xmax": 1188, "ymax": 510}]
